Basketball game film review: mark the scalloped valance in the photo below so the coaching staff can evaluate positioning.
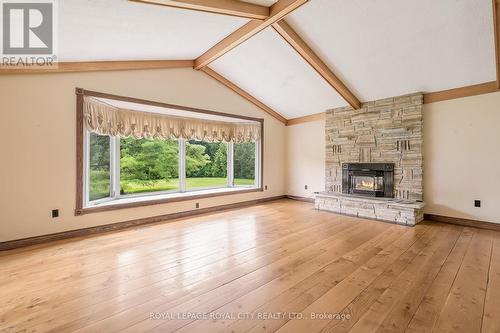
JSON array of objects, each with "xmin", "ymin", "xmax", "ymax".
[{"xmin": 83, "ymin": 97, "xmax": 261, "ymax": 143}]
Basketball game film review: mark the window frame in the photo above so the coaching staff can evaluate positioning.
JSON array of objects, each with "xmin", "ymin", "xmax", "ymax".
[
  {"xmin": 83, "ymin": 135, "xmax": 261, "ymax": 205},
  {"xmin": 76, "ymin": 88, "xmax": 264, "ymax": 216}
]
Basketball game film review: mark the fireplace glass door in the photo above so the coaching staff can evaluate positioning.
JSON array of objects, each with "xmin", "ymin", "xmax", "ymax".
[
  {"xmin": 352, "ymin": 176, "xmax": 384, "ymax": 192},
  {"xmin": 342, "ymin": 163, "xmax": 394, "ymax": 198}
]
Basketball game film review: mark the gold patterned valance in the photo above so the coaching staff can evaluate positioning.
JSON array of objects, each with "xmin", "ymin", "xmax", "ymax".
[{"xmin": 83, "ymin": 97, "xmax": 261, "ymax": 143}]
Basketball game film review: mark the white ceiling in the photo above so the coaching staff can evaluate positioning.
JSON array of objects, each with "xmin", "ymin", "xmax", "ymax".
[
  {"xmin": 58, "ymin": 0, "xmax": 497, "ymax": 119},
  {"xmin": 59, "ymin": 0, "xmax": 248, "ymax": 61},
  {"xmin": 210, "ymin": 27, "xmax": 348, "ymax": 119},
  {"xmin": 286, "ymin": 0, "xmax": 496, "ymax": 102}
]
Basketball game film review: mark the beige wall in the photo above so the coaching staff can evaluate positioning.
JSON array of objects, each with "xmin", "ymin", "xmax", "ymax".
[
  {"xmin": 423, "ymin": 91, "xmax": 500, "ymax": 223},
  {"xmin": 285, "ymin": 120, "xmax": 325, "ymax": 199},
  {"xmin": 0, "ymin": 68, "xmax": 286, "ymax": 242},
  {"xmin": 2, "ymin": 68, "xmax": 499, "ymax": 242},
  {"xmin": 286, "ymin": 91, "xmax": 500, "ymax": 224}
]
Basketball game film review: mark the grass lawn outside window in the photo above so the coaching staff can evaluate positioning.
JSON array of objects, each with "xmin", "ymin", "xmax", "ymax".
[{"xmin": 90, "ymin": 171, "xmax": 255, "ymax": 201}]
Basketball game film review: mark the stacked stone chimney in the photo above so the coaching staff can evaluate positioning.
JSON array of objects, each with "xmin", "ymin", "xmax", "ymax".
[{"xmin": 325, "ymin": 93, "xmax": 424, "ymax": 201}]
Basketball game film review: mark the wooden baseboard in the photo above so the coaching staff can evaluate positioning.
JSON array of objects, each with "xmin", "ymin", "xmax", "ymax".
[
  {"xmin": 286, "ymin": 195, "xmax": 315, "ymax": 203},
  {"xmin": 0, "ymin": 195, "xmax": 286, "ymax": 251},
  {"xmin": 424, "ymin": 213, "xmax": 500, "ymax": 232}
]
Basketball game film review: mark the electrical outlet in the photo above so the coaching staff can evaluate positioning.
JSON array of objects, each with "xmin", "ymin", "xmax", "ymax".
[
  {"xmin": 52, "ymin": 209, "xmax": 59, "ymax": 218},
  {"xmin": 195, "ymin": 202, "xmax": 200, "ymax": 209},
  {"xmin": 305, "ymin": 185, "xmax": 308, "ymax": 190},
  {"xmin": 474, "ymin": 200, "xmax": 481, "ymax": 208}
]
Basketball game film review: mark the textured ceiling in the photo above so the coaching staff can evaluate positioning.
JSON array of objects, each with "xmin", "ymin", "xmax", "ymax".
[
  {"xmin": 59, "ymin": 0, "xmax": 248, "ymax": 61},
  {"xmin": 58, "ymin": 0, "xmax": 496, "ymax": 119},
  {"xmin": 286, "ymin": 0, "xmax": 496, "ymax": 102},
  {"xmin": 210, "ymin": 27, "xmax": 347, "ymax": 119}
]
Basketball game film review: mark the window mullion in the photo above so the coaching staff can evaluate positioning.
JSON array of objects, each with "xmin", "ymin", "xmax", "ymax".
[
  {"xmin": 227, "ymin": 141, "xmax": 234, "ymax": 187},
  {"xmin": 109, "ymin": 136, "xmax": 115, "ymax": 199},
  {"xmin": 83, "ymin": 130, "xmax": 90, "ymax": 207},
  {"xmin": 255, "ymin": 139, "xmax": 261, "ymax": 188},
  {"xmin": 111, "ymin": 136, "xmax": 120, "ymax": 199},
  {"xmin": 179, "ymin": 139, "xmax": 186, "ymax": 192}
]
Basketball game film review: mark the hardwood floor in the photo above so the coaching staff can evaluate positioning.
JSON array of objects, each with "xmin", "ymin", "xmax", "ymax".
[{"xmin": 1, "ymin": 199, "xmax": 499, "ymax": 333}]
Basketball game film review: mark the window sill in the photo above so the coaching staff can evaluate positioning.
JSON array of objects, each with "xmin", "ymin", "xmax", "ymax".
[{"xmin": 75, "ymin": 187, "xmax": 263, "ymax": 215}]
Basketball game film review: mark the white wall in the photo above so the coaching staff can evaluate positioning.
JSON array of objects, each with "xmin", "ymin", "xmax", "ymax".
[
  {"xmin": 286, "ymin": 91, "xmax": 500, "ymax": 224},
  {"xmin": 286, "ymin": 120, "xmax": 325, "ymax": 199},
  {"xmin": 0, "ymin": 68, "xmax": 286, "ymax": 242}
]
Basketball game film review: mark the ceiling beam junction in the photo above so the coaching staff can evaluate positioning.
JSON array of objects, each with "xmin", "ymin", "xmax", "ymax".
[
  {"xmin": 194, "ymin": 0, "xmax": 308, "ymax": 70},
  {"xmin": 273, "ymin": 20, "xmax": 361, "ymax": 109}
]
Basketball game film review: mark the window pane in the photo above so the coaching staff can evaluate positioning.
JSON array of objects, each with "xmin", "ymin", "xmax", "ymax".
[
  {"xmin": 89, "ymin": 133, "xmax": 111, "ymax": 201},
  {"xmin": 186, "ymin": 141, "xmax": 227, "ymax": 190},
  {"xmin": 120, "ymin": 137, "xmax": 179, "ymax": 195},
  {"xmin": 234, "ymin": 142, "xmax": 256, "ymax": 186}
]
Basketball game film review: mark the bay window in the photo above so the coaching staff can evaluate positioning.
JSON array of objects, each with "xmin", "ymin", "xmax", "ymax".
[{"xmin": 77, "ymin": 89, "xmax": 263, "ymax": 214}]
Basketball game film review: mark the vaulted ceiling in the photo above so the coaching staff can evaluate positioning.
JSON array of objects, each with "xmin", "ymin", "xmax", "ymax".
[
  {"xmin": 53, "ymin": 0, "xmax": 500, "ymax": 121},
  {"xmin": 59, "ymin": 0, "xmax": 248, "ymax": 60}
]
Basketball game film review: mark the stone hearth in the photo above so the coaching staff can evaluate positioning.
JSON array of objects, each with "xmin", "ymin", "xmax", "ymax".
[{"xmin": 315, "ymin": 192, "xmax": 425, "ymax": 226}]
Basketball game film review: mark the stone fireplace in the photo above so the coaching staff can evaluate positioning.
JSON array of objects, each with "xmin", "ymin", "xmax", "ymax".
[{"xmin": 315, "ymin": 93, "xmax": 425, "ymax": 226}]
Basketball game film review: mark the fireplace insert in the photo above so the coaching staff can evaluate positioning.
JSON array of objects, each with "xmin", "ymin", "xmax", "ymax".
[{"xmin": 342, "ymin": 163, "xmax": 394, "ymax": 198}]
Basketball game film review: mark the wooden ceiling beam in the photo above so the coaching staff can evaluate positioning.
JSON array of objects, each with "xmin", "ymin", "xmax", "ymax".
[
  {"xmin": 130, "ymin": 0, "xmax": 269, "ymax": 20},
  {"xmin": 288, "ymin": 81, "xmax": 500, "ymax": 126},
  {"xmin": 272, "ymin": 20, "xmax": 361, "ymax": 109},
  {"xmin": 194, "ymin": 0, "xmax": 308, "ymax": 70},
  {"xmin": 286, "ymin": 112, "xmax": 325, "ymax": 126},
  {"xmin": 423, "ymin": 81, "xmax": 498, "ymax": 104},
  {"xmin": 0, "ymin": 60, "xmax": 194, "ymax": 74},
  {"xmin": 494, "ymin": 0, "xmax": 500, "ymax": 88},
  {"xmin": 201, "ymin": 67, "xmax": 287, "ymax": 124}
]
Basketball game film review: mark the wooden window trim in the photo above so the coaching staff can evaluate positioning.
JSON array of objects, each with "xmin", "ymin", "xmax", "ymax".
[{"xmin": 75, "ymin": 88, "xmax": 264, "ymax": 216}]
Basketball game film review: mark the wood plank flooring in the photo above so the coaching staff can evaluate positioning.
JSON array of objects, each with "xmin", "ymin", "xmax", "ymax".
[{"xmin": 1, "ymin": 199, "xmax": 499, "ymax": 333}]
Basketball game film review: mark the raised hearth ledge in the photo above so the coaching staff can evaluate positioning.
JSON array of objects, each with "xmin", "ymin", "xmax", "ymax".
[{"xmin": 315, "ymin": 192, "xmax": 425, "ymax": 226}]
